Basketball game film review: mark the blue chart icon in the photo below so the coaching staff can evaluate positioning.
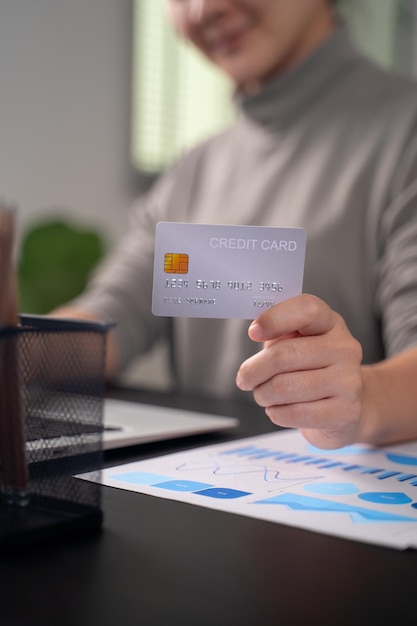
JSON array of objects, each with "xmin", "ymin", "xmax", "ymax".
[
  {"xmin": 304, "ymin": 482, "xmax": 359, "ymax": 496},
  {"xmin": 255, "ymin": 493, "xmax": 417, "ymax": 524},
  {"xmin": 358, "ymin": 492, "xmax": 412, "ymax": 505},
  {"xmin": 155, "ymin": 480, "xmax": 213, "ymax": 492},
  {"xmin": 196, "ymin": 487, "xmax": 251, "ymax": 499},
  {"xmin": 386, "ymin": 453, "xmax": 417, "ymax": 466},
  {"xmin": 113, "ymin": 471, "xmax": 171, "ymax": 485}
]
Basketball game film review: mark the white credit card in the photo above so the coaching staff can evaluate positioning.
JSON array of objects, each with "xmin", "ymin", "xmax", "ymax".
[{"xmin": 152, "ymin": 222, "xmax": 306, "ymax": 320}]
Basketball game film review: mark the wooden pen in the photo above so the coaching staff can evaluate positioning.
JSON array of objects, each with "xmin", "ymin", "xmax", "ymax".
[{"xmin": 0, "ymin": 204, "xmax": 29, "ymax": 505}]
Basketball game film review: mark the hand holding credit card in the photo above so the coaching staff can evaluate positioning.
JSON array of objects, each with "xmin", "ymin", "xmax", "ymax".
[{"xmin": 152, "ymin": 222, "xmax": 306, "ymax": 319}]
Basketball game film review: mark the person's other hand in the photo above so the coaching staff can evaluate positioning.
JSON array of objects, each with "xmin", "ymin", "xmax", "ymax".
[{"xmin": 236, "ymin": 294, "xmax": 363, "ymax": 449}]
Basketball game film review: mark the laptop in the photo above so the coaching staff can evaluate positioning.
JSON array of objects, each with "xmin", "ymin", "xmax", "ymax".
[
  {"xmin": 25, "ymin": 397, "xmax": 239, "ymax": 461},
  {"xmin": 102, "ymin": 398, "xmax": 238, "ymax": 449}
]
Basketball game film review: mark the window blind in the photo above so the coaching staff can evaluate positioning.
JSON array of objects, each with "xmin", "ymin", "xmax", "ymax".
[{"xmin": 131, "ymin": 0, "xmax": 233, "ymax": 173}]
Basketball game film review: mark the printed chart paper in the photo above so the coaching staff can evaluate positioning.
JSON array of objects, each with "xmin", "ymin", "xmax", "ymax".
[{"xmin": 79, "ymin": 429, "xmax": 417, "ymax": 549}]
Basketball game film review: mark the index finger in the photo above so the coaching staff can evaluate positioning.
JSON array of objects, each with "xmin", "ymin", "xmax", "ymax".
[{"xmin": 248, "ymin": 294, "xmax": 336, "ymax": 342}]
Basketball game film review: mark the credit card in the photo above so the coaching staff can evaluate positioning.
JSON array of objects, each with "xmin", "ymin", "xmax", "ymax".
[{"xmin": 152, "ymin": 222, "xmax": 306, "ymax": 319}]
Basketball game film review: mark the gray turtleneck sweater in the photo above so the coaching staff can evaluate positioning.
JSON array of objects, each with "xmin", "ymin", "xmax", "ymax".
[{"xmin": 74, "ymin": 27, "xmax": 417, "ymax": 398}]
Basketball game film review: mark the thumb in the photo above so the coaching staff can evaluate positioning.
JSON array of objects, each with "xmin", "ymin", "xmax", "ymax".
[{"xmin": 248, "ymin": 294, "xmax": 335, "ymax": 342}]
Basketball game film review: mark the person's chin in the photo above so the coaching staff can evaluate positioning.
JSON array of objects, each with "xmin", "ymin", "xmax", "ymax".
[{"xmin": 217, "ymin": 58, "xmax": 261, "ymax": 88}]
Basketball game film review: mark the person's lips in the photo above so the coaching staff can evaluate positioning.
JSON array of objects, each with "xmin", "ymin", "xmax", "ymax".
[{"xmin": 207, "ymin": 24, "xmax": 252, "ymax": 56}]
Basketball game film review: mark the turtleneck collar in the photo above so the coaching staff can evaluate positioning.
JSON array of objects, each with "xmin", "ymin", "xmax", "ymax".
[{"xmin": 233, "ymin": 26, "xmax": 361, "ymax": 133}]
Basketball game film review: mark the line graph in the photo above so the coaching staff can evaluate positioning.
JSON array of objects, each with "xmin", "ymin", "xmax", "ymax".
[{"xmin": 174, "ymin": 459, "xmax": 323, "ymax": 491}]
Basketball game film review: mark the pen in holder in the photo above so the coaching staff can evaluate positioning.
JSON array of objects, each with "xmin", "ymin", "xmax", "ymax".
[
  {"xmin": 0, "ymin": 333, "xmax": 29, "ymax": 506},
  {"xmin": 0, "ymin": 204, "xmax": 29, "ymax": 505}
]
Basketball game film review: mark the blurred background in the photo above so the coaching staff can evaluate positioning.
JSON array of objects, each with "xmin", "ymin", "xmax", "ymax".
[{"xmin": 1, "ymin": 0, "xmax": 416, "ymax": 385}]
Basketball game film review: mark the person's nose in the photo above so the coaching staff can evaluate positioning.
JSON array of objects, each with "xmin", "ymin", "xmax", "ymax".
[
  {"xmin": 187, "ymin": 0, "xmax": 228, "ymax": 23},
  {"xmin": 188, "ymin": 0, "xmax": 204, "ymax": 20}
]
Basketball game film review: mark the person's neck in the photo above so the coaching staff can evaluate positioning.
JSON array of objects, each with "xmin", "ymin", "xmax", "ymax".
[{"xmin": 234, "ymin": 25, "xmax": 358, "ymax": 133}]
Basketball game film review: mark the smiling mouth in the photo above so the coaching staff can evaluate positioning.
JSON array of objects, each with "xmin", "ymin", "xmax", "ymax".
[{"xmin": 208, "ymin": 25, "xmax": 251, "ymax": 57}]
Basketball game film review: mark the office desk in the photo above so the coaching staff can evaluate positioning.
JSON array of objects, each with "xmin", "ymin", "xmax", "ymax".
[{"xmin": 1, "ymin": 386, "xmax": 417, "ymax": 626}]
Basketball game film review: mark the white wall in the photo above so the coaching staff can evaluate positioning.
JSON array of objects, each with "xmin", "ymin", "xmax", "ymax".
[{"xmin": 0, "ymin": 0, "xmax": 138, "ymax": 245}]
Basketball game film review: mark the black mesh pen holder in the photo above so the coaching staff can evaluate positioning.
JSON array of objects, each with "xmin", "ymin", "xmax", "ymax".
[{"xmin": 0, "ymin": 315, "xmax": 113, "ymax": 551}]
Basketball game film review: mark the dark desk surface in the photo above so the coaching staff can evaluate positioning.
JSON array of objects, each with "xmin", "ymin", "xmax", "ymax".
[{"xmin": 1, "ymin": 386, "xmax": 417, "ymax": 626}]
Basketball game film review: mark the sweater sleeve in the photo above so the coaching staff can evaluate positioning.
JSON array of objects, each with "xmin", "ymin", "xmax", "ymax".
[
  {"xmin": 71, "ymin": 167, "xmax": 179, "ymax": 372},
  {"xmin": 376, "ymin": 128, "xmax": 417, "ymax": 357}
]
